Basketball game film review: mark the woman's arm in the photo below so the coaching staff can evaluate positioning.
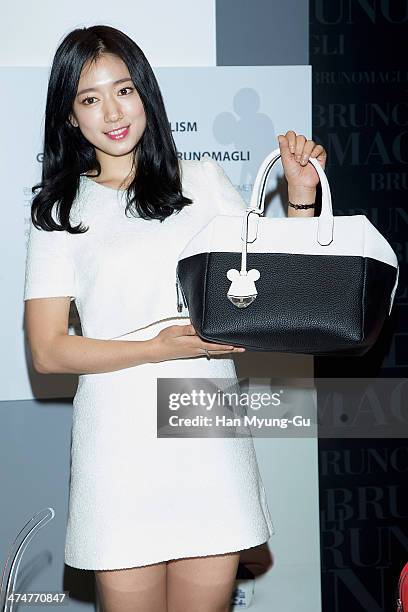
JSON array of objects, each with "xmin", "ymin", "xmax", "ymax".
[
  {"xmin": 25, "ymin": 297, "xmax": 242, "ymax": 375},
  {"xmin": 287, "ymin": 185, "xmax": 316, "ymax": 218},
  {"xmin": 278, "ymin": 130, "xmax": 327, "ymax": 218},
  {"xmin": 25, "ymin": 297, "xmax": 155, "ymax": 374}
]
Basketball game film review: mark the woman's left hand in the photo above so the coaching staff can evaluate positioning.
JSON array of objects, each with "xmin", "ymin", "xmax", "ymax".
[{"xmin": 277, "ymin": 131, "xmax": 327, "ymax": 190}]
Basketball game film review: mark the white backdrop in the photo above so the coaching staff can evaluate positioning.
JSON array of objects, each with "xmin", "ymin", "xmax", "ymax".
[{"xmin": 0, "ymin": 1, "xmax": 216, "ymax": 67}]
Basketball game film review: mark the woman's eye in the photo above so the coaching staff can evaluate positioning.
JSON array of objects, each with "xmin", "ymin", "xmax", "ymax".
[{"xmin": 119, "ymin": 87, "xmax": 134, "ymax": 95}]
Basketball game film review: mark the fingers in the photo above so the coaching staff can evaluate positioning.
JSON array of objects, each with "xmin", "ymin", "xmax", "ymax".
[
  {"xmin": 185, "ymin": 332, "xmax": 244, "ymax": 353},
  {"xmin": 283, "ymin": 130, "xmax": 327, "ymax": 167},
  {"xmin": 283, "ymin": 130, "xmax": 297, "ymax": 153},
  {"xmin": 310, "ymin": 144, "xmax": 327, "ymax": 162},
  {"xmin": 294, "ymin": 134, "xmax": 307, "ymax": 162},
  {"xmin": 276, "ymin": 134, "xmax": 292, "ymax": 161},
  {"xmin": 172, "ymin": 324, "xmax": 233, "ymax": 348},
  {"xmin": 192, "ymin": 329, "xmax": 245, "ymax": 352},
  {"xmin": 283, "ymin": 130, "xmax": 305, "ymax": 158},
  {"xmin": 203, "ymin": 344, "xmax": 235, "ymax": 351},
  {"xmin": 169, "ymin": 324, "xmax": 245, "ymax": 353},
  {"xmin": 203, "ymin": 347, "xmax": 245, "ymax": 356},
  {"xmin": 297, "ymin": 140, "xmax": 315, "ymax": 165},
  {"xmin": 201, "ymin": 341, "xmax": 245, "ymax": 353}
]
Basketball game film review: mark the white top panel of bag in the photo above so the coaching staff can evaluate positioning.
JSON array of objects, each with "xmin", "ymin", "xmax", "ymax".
[{"xmin": 23, "ymin": 158, "xmax": 247, "ymax": 340}]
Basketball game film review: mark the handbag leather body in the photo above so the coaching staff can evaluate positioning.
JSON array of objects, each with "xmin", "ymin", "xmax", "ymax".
[{"xmin": 176, "ymin": 148, "xmax": 399, "ymax": 355}]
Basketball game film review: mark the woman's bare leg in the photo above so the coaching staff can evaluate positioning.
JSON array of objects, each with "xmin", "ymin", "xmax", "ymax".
[
  {"xmin": 94, "ymin": 561, "xmax": 167, "ymax": 612},
  {"xmin": 166, "ymin": 552, "xmax": 240, "ymax": 612}
]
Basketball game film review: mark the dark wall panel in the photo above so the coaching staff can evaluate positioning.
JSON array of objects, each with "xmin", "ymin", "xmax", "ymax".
[{"xmin": 216, "ymin": 0, "xmax": 309, "ymax": 65}]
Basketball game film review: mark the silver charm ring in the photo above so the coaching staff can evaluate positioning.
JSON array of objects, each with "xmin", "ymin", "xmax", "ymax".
[{"xmin": 204, "ymin": 348, "xmax": 211, "ymax": 360}]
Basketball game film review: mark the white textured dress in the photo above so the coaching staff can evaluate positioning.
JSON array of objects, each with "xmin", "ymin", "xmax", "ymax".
[{"xmin": 23, "ymin": 158, "xmax": 275, "ymax": 570}]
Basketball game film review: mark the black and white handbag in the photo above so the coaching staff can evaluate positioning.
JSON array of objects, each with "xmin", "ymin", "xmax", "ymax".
[{"xmin": 176, "ymin": 148, "xmax": 399, "ymax": 355}]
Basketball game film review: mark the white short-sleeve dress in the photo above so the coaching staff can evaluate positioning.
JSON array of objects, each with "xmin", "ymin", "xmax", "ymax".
[{"xmin": 23, "ymin": 158, "xmax": 276, "ymax": 570}]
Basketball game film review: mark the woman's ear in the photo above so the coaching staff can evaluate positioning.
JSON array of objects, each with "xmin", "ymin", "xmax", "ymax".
[{"xmin": 68, "ymin": 114, "xmax": 78, "ymax": 128}]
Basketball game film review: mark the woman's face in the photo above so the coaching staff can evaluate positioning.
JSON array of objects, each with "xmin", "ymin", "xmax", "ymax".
[{"xmin": 69, "ymin": 53, "xmax": 147, "ymax": 170}]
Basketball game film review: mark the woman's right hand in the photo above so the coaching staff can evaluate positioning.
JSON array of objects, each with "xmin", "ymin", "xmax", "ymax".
[{"xmin": 148, "ymin": 323, "xmax": 245, "ymax": 363}]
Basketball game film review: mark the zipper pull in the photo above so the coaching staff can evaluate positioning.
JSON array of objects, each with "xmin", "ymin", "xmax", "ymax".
[
  {"xmin": 176, "ymin": 274, "xmax": 188, "ymax": 312},
  {"xmin": 176, "ymin": 278, "xmax": 183, "ymax": 313}
]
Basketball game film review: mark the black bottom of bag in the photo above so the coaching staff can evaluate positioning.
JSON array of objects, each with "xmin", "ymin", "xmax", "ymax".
[{"xmin": 177, "ymin": 252, "xmax": 397, "ymax": 356}]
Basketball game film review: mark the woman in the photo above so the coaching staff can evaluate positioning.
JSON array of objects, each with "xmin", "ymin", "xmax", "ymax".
[{"xmin": 23, "ymin": 25, "xmax": 327, "ymax": 612}]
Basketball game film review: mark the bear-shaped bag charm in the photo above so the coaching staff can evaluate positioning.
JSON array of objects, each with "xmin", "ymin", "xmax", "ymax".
[{"xmin": 226, "ymin": 268, "xmax": 260, "ymax": 308}]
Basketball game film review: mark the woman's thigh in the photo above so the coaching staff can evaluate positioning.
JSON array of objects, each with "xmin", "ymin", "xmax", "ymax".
[
  {"xmin": 166, "ymin": 552, "xmax": 240, "ymax": 612},
  {"xmin": 94, "ymin": 561, "xmax": 167, "ymax": 612}
]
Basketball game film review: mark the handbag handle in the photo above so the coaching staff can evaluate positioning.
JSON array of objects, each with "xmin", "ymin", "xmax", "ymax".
[
  {"xmin": 227, "ymin": 147, "xmax": 335, "ymax": 306},
  {"xmin": 246, "ymin": 147, "xmax": 334, "ymax": 246}
]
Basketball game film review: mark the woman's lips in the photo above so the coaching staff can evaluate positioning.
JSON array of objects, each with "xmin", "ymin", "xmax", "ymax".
[{"xmin": 105, "ymin": 125, "xmax": 130, "ymax": 140}]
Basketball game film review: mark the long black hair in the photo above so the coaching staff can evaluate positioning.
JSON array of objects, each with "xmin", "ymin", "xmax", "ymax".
[{"xmin": 31, "ymin": 25, "xmax": 193, "ymax": 233}]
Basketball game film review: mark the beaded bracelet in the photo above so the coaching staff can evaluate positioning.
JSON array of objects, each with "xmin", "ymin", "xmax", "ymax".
[{"xmin": 288, "ymin": 201, "xmax": 316, "ymax": 210}]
